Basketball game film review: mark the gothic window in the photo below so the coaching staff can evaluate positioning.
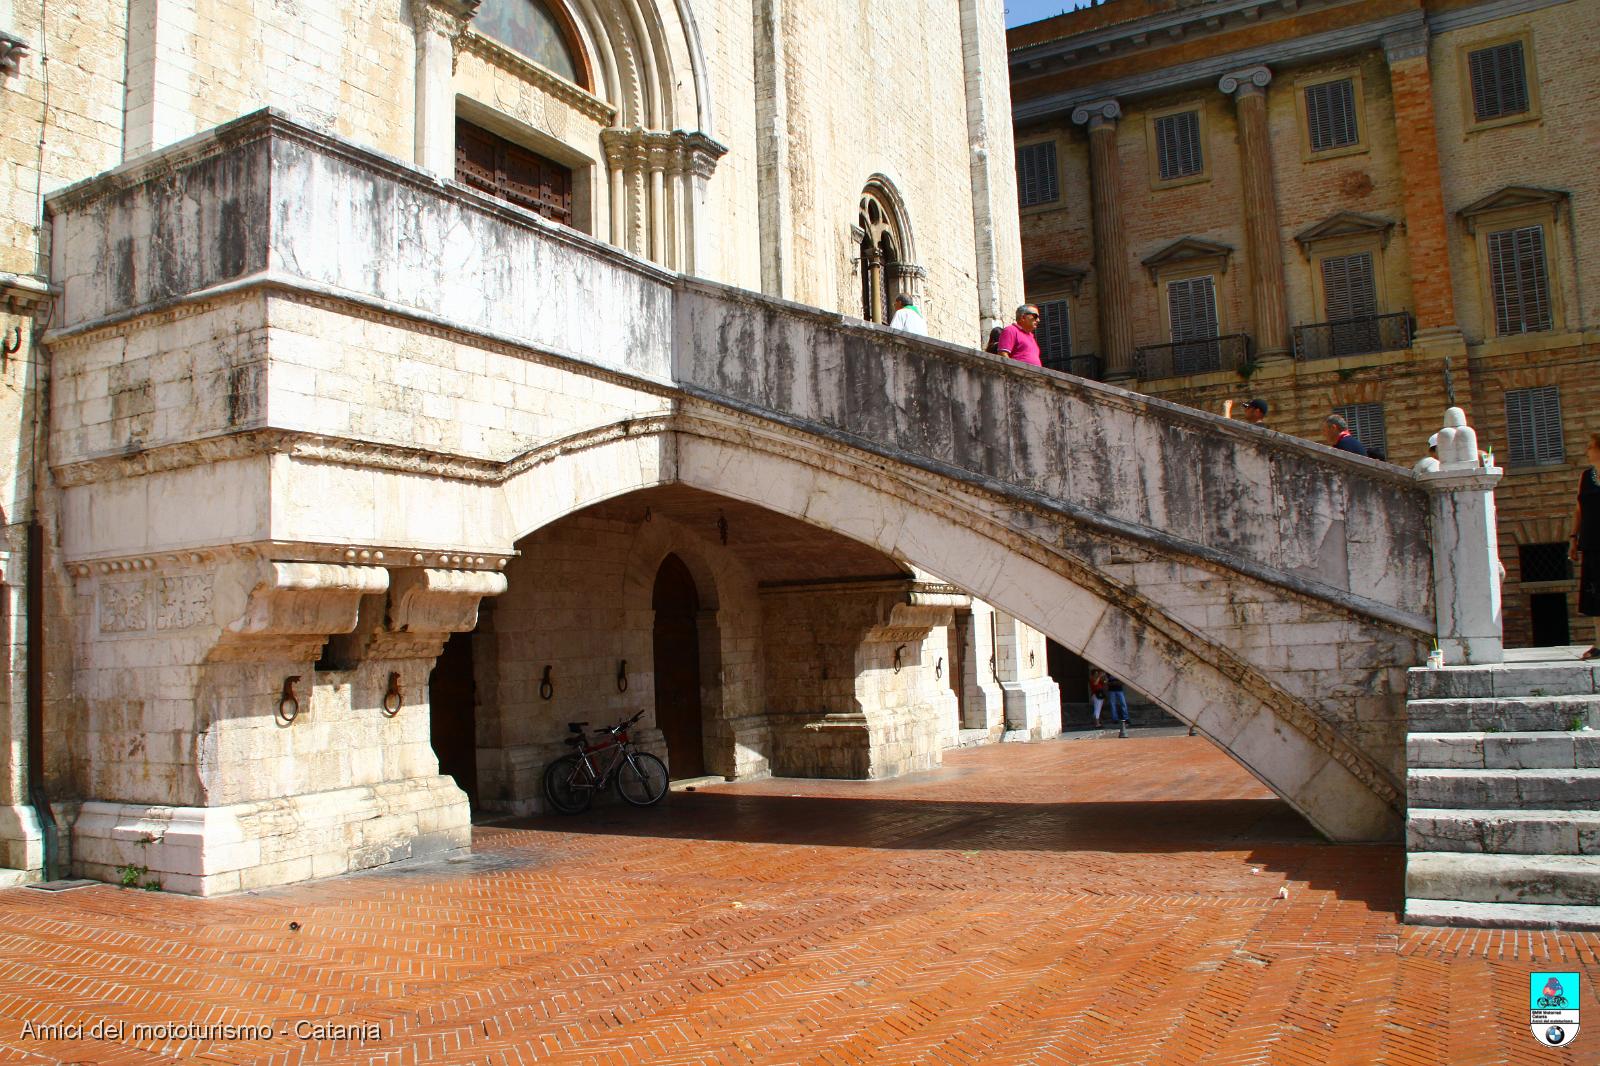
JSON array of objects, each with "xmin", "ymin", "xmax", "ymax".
[
  {"xmin": 857, "ymin": 185, "xmax": 909, "ymax": 325},
  {"xmin": 474, "ymin": 0, "xmax": 583, "ymax": 86},
  {"xmin": 456, "ymin": 118, "xmax": 573, "ymax": 226}
]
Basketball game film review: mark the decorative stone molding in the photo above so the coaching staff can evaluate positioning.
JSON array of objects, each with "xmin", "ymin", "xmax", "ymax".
[
  {"xmin": 1456, "ymin": 185, "xmax": 1569, "ymax": 234},
  {"xmin": 210, "ymin": 560, "xmax": 390, "ymax": 663},
  {"xmin": 0, "ymin": 271, "xmax": 53, "ymax": 316},
  {"xmin": 1070, "ymin": 98, "xmax": 1121, "ymax": 127},
  {"xmin": 66, "ymin": 542, "xmax": 512, "ymax": 581},
  {"xmin": 1293, "ymin": 211, "xmax": 1396, "ymax": 256},
  {"xmin": 383, "ymin": 568, "xmax": 509, "ymax": 653},
  {"xmin": 408, "ymin": 0, "xmax": 480, "ymax": 45},
  {"xmin": 1218, "ymin": 64, "xmax": 1272, "ymax": 96},
  {"xmin": 1024, "ymin": 262, "xmax": 1088, "ymax": 297},
  {"xmin": 0, "ymin": 30, "xmax": 28, "ymax": 77},
  {"xmin": 1140, "ymin": 237, "xmax": 1233, "ymax": 283},
  {"xmin": 459, "ymin": 30, "xmax": 615, "ymax": 125}
]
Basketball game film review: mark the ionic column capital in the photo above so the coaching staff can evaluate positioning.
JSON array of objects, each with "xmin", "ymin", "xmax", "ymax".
[
  {"xmin": 1218, "ymin": 65, "xmax": 1272, "ymax": 98},
  {"xmin": 1070, "ymin": 98, "xmax": 1122, "ymax": 129}
]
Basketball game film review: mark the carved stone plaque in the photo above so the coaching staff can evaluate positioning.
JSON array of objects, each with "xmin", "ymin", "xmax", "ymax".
[
  {"xmin": 100, "ymin": 580, "xmax": 149, "ymax": 633},
  {"xmin": 156, "ymin": 575, "xmax": 214, "ymax": 631}
]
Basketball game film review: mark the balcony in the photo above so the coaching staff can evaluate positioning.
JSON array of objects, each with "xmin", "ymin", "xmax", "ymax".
[
  {"xmin": 1040, "ymin": 353, "xmax": 1101, "ymax": 380},
  {"xmin": 1134, "ymin": 334, "xmax": 1252, "ymax": 380},
  {"xmin": 1292, "ymin": 311, "xmax": 1413, "ymax": 362}
]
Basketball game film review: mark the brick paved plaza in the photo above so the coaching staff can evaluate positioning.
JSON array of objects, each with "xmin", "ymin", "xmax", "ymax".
[{"xmin": 2, "ymin": 734, "xmax": 1596, "ymax": 1065}]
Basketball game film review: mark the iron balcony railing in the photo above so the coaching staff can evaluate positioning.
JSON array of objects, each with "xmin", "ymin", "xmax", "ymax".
[
  {"xmin": 1040, "ymin": 353, "xmax": 1102, "ymax": 380},
  {"xmin": 1134, "ymin": 333, "xmax": 1253, "ymax": 380},
  {"xmin": 1292, "ymin": 311, "xmax": 1413, "ymax": 361}
]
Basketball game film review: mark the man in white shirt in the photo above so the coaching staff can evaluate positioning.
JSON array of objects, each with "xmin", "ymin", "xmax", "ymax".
[{"xmin": 888, "ymin": 292, "xmax": 927, "ymax": 336}]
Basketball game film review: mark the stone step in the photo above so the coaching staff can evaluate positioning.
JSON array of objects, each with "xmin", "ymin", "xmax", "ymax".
[
  {"xmin": 1407, "ymin": 767, "xmax": 1600, "ymax": 809},
  {"xmin": 1408, "ymin": 659, "xmax": 1598, "ymax": 701},
  {"xmin": 1406, "ymin": 731, "xmax": 1600, "ymax": 770},
  {"xmin": 1404, "ymin": 898, "xmax": 1600, "ymax": 931},
  {"xmin": 1406, "ymin": 695, "xmax": 1600, "ymax": 733},
  {"xmin": 1407, "ymin": 808, "xmax": 1600, "ymax": 854},
  {"xmin": 1406, "ymin": 852, "xmax": 1600, "ymax": 907}
]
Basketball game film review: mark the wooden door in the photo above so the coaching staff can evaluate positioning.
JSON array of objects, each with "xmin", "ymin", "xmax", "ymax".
[{"xmin": 652, "ymin": 554, "xmax": 704, "ymax": 778}]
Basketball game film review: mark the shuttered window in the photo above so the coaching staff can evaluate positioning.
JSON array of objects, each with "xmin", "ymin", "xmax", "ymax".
[
  {"xmin": 1333, "ymin": 402, "xmax": 1387, "ymax": 457},
  {"xmin": 1467, "ymin": 40, "xmax": 1530, "ymax": 122},
  {"xmin": 1487, "ymin": 225, "xmax": 1552, "ymax": 335},
  {"xmin": 1037, "ymin": 299, "xmax": 1071, "ymax": 360},
  {"xmin": 1305, "ymin": 78, "xmax": 1359, "ymax": 151},
  {"xmin": 455, "ymin": 119, "xmax": 573, "ymax": 226},
  {"xmin": 1167, "ymin": 276, "xmax": 1219, "ymax": 374},
  {"xmin": 1320, "ymin": 252, "xmax": 1378, "ymax": 321},
  {"xmin": 1154, "ymin": 110, "xmax": 1204, "ymax": 181},
  {"xmin": 1504, "ymin": 385, "xmax": 1563, "ymax": 466},
  {"xmin": 1017, "ymin": 142, "xmax": 1059, "ymax": 207}
]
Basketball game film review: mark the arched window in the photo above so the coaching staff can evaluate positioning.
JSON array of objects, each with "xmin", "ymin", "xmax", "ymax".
[
  {"xmin": 855, "ymin": 182, "xmax": 917, "ymax": 324},
  {"xmin": 474, "ymin": 0, "xmax": 584, "ymax": 87}
]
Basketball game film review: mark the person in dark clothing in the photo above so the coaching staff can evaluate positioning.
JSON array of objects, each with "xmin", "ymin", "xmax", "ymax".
[
  {"xmin": 1321, "ymin": 414, "xmax": 1368, "ymax": 457},
  {"xmin": 1105, "ymin": 675, "xmax": 1129, "ymax": 738},
  {"xmin": 1570, "ymin": 432, "xmax": 1600, "ymax": 660}
]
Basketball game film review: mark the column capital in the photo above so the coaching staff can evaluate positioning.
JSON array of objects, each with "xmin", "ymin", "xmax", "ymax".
[
  {"xmin": 1382, "ymin": 25, "xmax": 1430, "ymax": 64},
  {"xmin": 1070, "ymin": 98, "xmax": 1121, "ymax": 128},
  {"xmin": 408, "ymin": 0, "xmax": 480, "ymax": 40},
  {"xmin": 1218, "ymin": 65, "xmax": 1272, "ymax": 97}
]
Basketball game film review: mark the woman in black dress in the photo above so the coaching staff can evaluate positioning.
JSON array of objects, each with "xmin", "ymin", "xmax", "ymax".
[{"xmin": 1571, "ymin": 432, "xmax": 1600, "ymax": 659}]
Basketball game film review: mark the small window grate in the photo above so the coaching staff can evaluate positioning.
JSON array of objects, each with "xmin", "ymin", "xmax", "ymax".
[
  {"xmin": 1487, "ymin": 224, "xmax": 1552, "ymax": 335},
  {"xmin": 1467, "ymin": 40, "xmax": 1530, "ymax": 122},
  {"xmin": 1153, "ymin": 111, "xmax": 1204, "ymax": 181},
  {"xmin": 1518, "ymin": 542, "xmax": 1572, "ymax": 584},
  {"xmin": 1016, "ymin": 142, "xmax": 1059, "ymax": 207},
  {"xmin": 1333, "ymin": 402, "xmax": 1387, "ymax": 457},
  {"xmin": 1504, "ymin": 385, "xmax": 1564, "ymax": 466},
  {"xmin": 1035, "ymin": 299, "xmax": 1071, "ymax": 360},
  {"xmin": 1305, "ymin": 78, "xmax": 1360, "ymax": 151}
]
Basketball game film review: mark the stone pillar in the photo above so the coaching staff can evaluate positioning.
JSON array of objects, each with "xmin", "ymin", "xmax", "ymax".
[
  {"xmin": 682, "ymin": 133, "xmax": 728, "ymax": 278},
  {"xmin": 1072, "ymin": 99, "xmax": 1135, "ymax": 380},
  {"xmin": 0, "ymin": 558, "xmax": 43, "ymax": 881},
  {"xmin": 991, "ymin": 613, "xmax": 1062, "ymax": 740},
  {"xmin": 1419, "ymin": 407, "xmax": 1504, "ymax": 665},
  {"xmin": 753, "ymin": 0, "xmax": 792, "ymax": 298},
  {"xmin": 646, "ymin": 141, "xmax": 669, "ymax": 266},
  {"xmin": 1218, "ymin": 66, "xmax": 1290, "ymax": 362},
  {"xmin": 1383, "ymin": 26, "xmax": 1463, "ymax": 351},
  {"xmin": 601, "ymin": 128, "xmax": 647, "ymax": 257},
  {"xmin": 409, "ymin": 0, "xmax": 479, "ymax": 176}
]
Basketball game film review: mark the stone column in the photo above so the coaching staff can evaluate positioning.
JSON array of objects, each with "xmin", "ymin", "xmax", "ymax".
[
  {"xmin": 1383, "ymin": 25, "xmax": 1463, "ymax": 351},
  {"xmin": 1072, "ymin": 99, "xmax": 1135, "ymax": 380},
  {"xmin": 1419, "ymin": 407, "xmax": 1504, "ymax": 665},
  {"xmin": 601, "ymin": 128, "xmax": 647, "ymax": 257},
  {"xmin": 682, "ymin": 133, "xmax": 728, "ymax": 277},
  {"xmin": 409, "ymin": 0, "xmax": 479, "ymax": 176},
  {"xmin": 646, "ymin": 138, "xmax": 670, "ymax": 267},
  {"xmin": 1218, "ymin": 66, "xmax": 1290, "ymax": 362}
]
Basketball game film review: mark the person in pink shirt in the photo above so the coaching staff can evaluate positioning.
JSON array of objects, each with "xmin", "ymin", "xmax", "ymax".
[{"xmin": 995, "ymin": 304, "xmax": 1042, "ymax": 367}]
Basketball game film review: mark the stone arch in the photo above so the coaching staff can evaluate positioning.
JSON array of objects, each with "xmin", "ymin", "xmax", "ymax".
[
  {"xmin": 563, "ymin": 0, "xmax": 705, "ymax": 131},
  {"xmin": 498, "ymin": 418, "xmax": 1403, "ymax": 842}
]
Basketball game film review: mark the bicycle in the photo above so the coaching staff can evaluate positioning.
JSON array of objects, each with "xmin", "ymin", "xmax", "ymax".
[{"xmin": 542, "ymin": 709, "xmax": 670, "ymax": 814}]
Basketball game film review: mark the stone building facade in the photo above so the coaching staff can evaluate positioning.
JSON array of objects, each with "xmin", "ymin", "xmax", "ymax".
[
  {"xmin": 1009, "ymin": 0, "xmax": 1598, "ymax": 649},
  {"xmin": 0, "ymin": 0, "xmax": 1065, "ymax": 892}
]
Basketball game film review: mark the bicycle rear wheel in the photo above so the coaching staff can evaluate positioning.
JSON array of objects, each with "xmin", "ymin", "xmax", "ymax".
[
  {"xmin": 543, "ymin": 753, "xmax": 595, "ymax": 814},
  {"xmin": 616, "ymin": 751, "xmax": 669, "ymax": 806}
]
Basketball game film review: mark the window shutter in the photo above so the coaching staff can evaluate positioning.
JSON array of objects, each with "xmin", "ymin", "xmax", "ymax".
[
  {"xmin": 1468, "ymin": 40, "xmax": 1530, "ymax": 121},
  {"xmin": 1488, "ymin": 225, "xmax": 1551, "ymax": 335},
  {"xmin": 1167, "ymin": 276, "xmax": 1217, "ymax": 342},
  {"xmin": 1016, "ymin": 142, "xmax": 1059, "ymax": 207},
  {"xmin": 1037, "ymin": 299, "xmax": 1071, "ymax": 360},
  {"xmin": 1333, "ymin": 402, "xmax": 1387, "ymax": 456},
  {"xmin": 1154, "ymin": 111, "xmax": 1203, "ymax": 181},
  {"xmin": 1305, "ymin": 79, "xmax": 1359, "ymax": 151},
  {"xmin": 1319, "ymin": 252, "xmax": 1377, "ymax": 322},
  {"xmin": 1504, "ymin": 385, "xmax": 1564, "ymax": 466}
]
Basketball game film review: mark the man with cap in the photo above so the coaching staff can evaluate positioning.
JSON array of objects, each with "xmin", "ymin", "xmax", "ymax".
[
  {"xmin": 1414, "ymin": 434, "xmax": 1442, "ymax": 473},
  {"xmin": 1238, "ymin": 398, "xmax": 1268, "ymax": 426}
]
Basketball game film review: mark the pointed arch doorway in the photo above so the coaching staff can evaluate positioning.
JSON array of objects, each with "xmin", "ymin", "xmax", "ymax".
[{"xmin": 652, "ymin": 554, "xmax": 705, "ymax": 778}]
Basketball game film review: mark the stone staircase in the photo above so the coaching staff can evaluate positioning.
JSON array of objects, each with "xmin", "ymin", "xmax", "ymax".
[{"xmin": 1404, "ymin": 651, "xmax": 1600, "ymax": 930}]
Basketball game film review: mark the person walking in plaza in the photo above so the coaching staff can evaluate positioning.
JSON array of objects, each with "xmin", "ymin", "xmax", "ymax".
[
  {"xmin": 888, "ymin": 292, "xmax": 927, "ymax": 336},
  {"xmin": 994, "ymin": 304, "xmax": 1042, "ymax": 367},
  {"xmin": 1088, "ymin": 668, "xmax": 1108, "ymax": 728},
  {"xmin": 1321, "ymin": 413, "xmax": 1368, "ymax": 457},
  {"xmin": 1569, "ymin": 432, "xmax": 1600, "ymax": 660},
  {"xmin": 1105, "ymin": 674, "xmax": 1129, "ymax": 738}
]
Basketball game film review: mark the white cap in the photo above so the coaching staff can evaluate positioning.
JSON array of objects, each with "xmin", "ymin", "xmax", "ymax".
[{"xmin": 1428, "ymin": 433, "xmax": 1439, "ymax": 449}]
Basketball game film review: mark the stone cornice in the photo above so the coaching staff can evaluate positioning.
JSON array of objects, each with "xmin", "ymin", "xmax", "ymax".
[
  {"xmin": 1425, "ymin": 0, "xmax": 1576, "ymax": 34},
  {"xmin": 0, "ymin": 271, "xmax": 55, "ymax": 316},
  {"xmin": 1141, "ymin": 237, "xmax": 1234, "ymax": 282},
  {"xmin": 1457, "ymin": 185, "xmax": 1570, "ymax": 232},
  {"xmin": 460, "ymin": 30, "xmax": 616, "ymax": 126},
  {"xmin": 1293, "ymin": 211, "xmax": 1396, "ymax": 254}
]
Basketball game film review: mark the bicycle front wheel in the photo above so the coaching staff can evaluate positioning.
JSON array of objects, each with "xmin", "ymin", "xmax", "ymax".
[
  {"xmin": 616, "ymin": 751, "xmax": 669, "ymax": 806},
  {"xmin": 543, "ymin": 753, "xmax": 595, "ymax": 814}
]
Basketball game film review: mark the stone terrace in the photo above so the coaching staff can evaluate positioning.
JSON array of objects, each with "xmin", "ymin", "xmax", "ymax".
[{"xmin": 3, "ymin": 738, "xmax": 1596, "ymax": 1064}]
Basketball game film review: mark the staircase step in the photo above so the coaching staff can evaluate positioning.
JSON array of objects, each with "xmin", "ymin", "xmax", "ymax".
[
  {"xmin": 1407, "ymin": 808, "xmax": 1600, "ymax": 854},
  {"xmin": 1404, "ymin": 898, "xmax": 1600, "ymax": 931},
  {"xmin": 1407, "ymin": 731, "xmax": 1600, "ymax": 770},
  {"xmin": 1407, "ymin": 852, "xmax": 1600, "ymax": 907},
  {"xmin": 1408, "ymin": 659, "xmax": 1597, "ymax": 701},
  {"xmin": 1406, "ymin": 696, "xmax": 1600, "ymax": 733},
  {"xmin": 1407, "ymin": 767, "xmax": 1600, "ymax": 809}
]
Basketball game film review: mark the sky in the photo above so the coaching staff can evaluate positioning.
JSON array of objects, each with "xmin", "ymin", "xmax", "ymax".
[{"xmin": 1004, "ymin": 0, "xmax": 1086, "ymax": 28}]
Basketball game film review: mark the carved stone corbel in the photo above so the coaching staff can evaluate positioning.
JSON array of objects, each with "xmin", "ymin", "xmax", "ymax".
[
  {"xmin": 210, "ymin": 561, "xmax": 390, "ymax": 662},
  {"xmin": 367, "ymin": 568, "xmax": 508, "ymax": 660}
]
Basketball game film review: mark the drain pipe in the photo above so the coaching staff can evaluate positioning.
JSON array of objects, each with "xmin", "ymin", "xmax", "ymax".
[{"xmin": 26, "ymin": 520, "xmax": 57, "ymax": 880}]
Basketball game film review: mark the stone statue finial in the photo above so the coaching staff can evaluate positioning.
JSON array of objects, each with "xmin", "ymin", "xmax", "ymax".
[{"xmin": 1433, "ymin": 406, "xmax": 1482, "ymax": 469}]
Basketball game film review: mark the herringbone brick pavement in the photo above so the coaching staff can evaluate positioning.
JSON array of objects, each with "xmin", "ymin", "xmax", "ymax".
[{"xmin": 0, "ymin": 736, "xmax": 1595, "ymax": 1065}]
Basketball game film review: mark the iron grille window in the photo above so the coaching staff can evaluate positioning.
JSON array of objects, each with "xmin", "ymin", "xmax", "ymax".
[
  {"xmin": 1305, "ymin": 78, "xmax": 1359, "ymax": 151},
  {"xmin": 1518, "ymin": 542, "xmax": 1572, "ymax": 583},
  {"xmin": 1333, "ymin": 402, "xmax": 1387, "ymax": 457},
  {"xmin": 1487, "ymin": 225, "xmax": 1552, "ymax": 335},
  {"xmin": 1154, "ymin": 110, "xmax": 1203, "ymax": 181},
  {"xmin": 1017, "ymin": 142, "xmax": 1059, "ymax": 207},
  {"xmin": 1036, "ymin": 299, "xmax": 1071, "ymax": 360},
  {"xmin": 1467, "ymin": 40, "xmax": 1530, "ymax": 122},
  {"xmin": 1504, "ymin": 385, "xmax": 1564, "ymax": 466}
]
